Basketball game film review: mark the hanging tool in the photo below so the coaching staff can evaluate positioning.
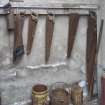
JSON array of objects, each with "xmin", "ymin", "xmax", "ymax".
[
  {"xmin": 3, "ymin": 3, "xmax": 15, "ymax": 31},
  {"xmin": 45, "ymin": 14, "xmax": 55, "ymax": 63},
  {"xmin": 86, "ymin": 11, "xmax": 97, "ymax": 97},
  {"xmin": 6, "ymin": 10, "xmax": 15, "ymax": 31},
  {"xmin": 13, "ymin": 12, "xmax": 25, "ymax": 62},
  {"xmin": 27, "ymin": 13, "xmax": 38, "ymax": 55},
  {"xmin": 67, "ymin": 13, "xmax": 80, "ymax": 58}
]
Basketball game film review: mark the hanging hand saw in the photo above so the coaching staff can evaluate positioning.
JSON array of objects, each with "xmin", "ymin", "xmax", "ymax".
[
  {"xmin": 13, "ymin": 13, "xmax": 25, "ymax": 62},
  {"xmin": 86, "ymin": 11, "xmax": 97, "ymax": 97},
  {"xmin": 27, "ymin": 13, "xmax": 38, "ymax": 55},
  {"xmin": 67, "ymin": 14, "xmax": 80, "ymax": 58},
  {"xmin": 45, "ymin": 14, "xmax": 55, "ymax": 63}
]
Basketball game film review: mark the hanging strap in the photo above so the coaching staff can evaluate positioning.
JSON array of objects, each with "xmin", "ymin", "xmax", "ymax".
[
  {"xmin": 27, "ymin": 13, "xmax": 38, "ymax": 55},
  {"xmin": 67, "ymin": 14, "xmax": 80, "ymax": 58},
  {"xmin": 13, "ymin": 13, "xmax": 25, "ymax": 62},
  {"xmin": 45, "ymin": 14, "xmax": 54, "ymax": 63},
  {"xmin": 86, "ymin": 11, "xmax": 97, "ymax": 97}
]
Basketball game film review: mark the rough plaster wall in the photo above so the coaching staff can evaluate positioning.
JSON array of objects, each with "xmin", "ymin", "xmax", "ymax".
[
  {"xmin": 97, "ymin": 0, "xmax": 105, "ymax": 97},
  {"xmin": 0, "ymin": 16, "xmax": 11, "ymax": 67},
  {"xmin": 0, "ymin": 0, "xmax": 98, "ymax": 67},
  {"xmin": 98, "ymin": 0, "xmax": 105, "ymax": 66},
  {"xmin": 0, "ymin": 0, "xmax": 99, "ymax": 105},
  {"xmin": 0, "ymin": 16, "xmax": 88, "ymax": 74}
]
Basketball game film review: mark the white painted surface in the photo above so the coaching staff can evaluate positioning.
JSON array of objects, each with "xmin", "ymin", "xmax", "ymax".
[{"xmin": 0, "ymin": 0, "xmax": 100, "ymax": 105}]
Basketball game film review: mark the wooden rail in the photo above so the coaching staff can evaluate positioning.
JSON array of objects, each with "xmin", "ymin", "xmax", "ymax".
[{"xmin": 0, "ymin": 2, "xmax": 98, "ymax": 15}]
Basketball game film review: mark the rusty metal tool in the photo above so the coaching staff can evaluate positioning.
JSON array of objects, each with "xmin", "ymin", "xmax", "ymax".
[
  {"xmin": 45, "ymin": 14, "xmax": 54, "ymax": 63},
  {"xmin": 86, "ymin": 11, "xmax": 97, "ymax": 97},
  {"xmin": 67, "ymin": 13, "xmax": 80, "ymax": 58},
  {"xmin": 27, "ymin": 13, "xmax": 38, "ymax": 55},
  {"xmin": 13, "ymin": 13, "xmax": 25, "ymax": 62}
]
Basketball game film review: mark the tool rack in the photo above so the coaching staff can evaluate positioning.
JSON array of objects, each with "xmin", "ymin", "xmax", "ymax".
[{"xmin": 0, "ymin": 1, "xmax": 99, "ymax": 15}]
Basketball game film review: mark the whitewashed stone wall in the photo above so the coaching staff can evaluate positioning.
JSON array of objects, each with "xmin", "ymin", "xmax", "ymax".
[{"xmin": 0, "ymin": 0, "xmax": 100, "ymax": 105}]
